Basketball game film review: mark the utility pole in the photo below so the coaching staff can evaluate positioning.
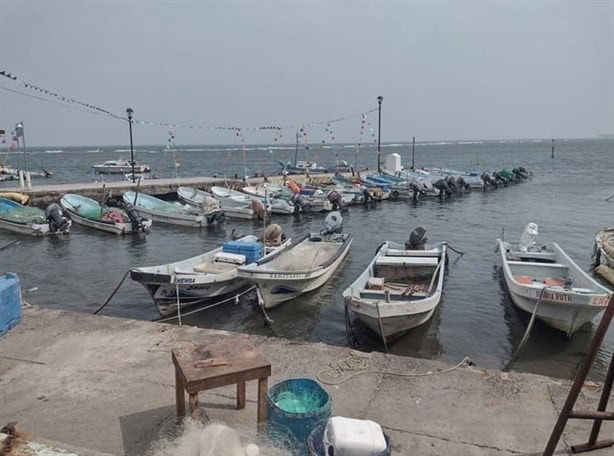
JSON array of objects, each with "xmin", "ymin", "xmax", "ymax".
[{"xmin": 377, "ymin": 96, "xmax": 383, "ymax": 173}]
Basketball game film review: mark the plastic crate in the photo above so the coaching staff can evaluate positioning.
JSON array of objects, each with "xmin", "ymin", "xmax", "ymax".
[
  {"xmin": 222, "ymin": 241, "xmax": 263, "ymax": 264},
  {"xmin": 0, "ymin": 273, "xmax": 22, "ymax": 338}
]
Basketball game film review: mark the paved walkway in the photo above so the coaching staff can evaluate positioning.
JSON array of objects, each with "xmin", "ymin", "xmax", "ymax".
[{"xmin": 1, "ymin": 307, "xmax": 611, "ymax": 455}]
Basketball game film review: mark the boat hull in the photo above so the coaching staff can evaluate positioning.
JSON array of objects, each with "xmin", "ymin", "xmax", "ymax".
[
  {"xmin": 94, "ymin": 165, "xmax": 149, "ymax": 174},
  {"xmin": 141, "ymin": 278, "xmax": 250, "ymax": 316},
  {"xmin": 353, "ymin": 306, "xmax": 436, "ymax": 340},
  {"xmin": 64, "ymin": 209, "xmax": 151, "ymax": 235},
  {"xmin": 239, "ymin": 235, "xmax": 352, "ymax": 308},
  {"xmin": 498, "ymin": 239, "xmax": 611, "ymax": 336},
  {"xmin": 0, "ymin": 218, "xmax": 54, "ymax": 236}
]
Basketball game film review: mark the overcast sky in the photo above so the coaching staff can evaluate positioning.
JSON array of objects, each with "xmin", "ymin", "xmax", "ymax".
[{"xmin": 1, "ymin": 1, "xmax": 612, "ymax": 147}]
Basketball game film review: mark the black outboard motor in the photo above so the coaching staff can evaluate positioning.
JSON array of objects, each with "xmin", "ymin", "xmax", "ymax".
[
  {"xmin": 125, "ymin": 203, "xmax": 147, "ymax": 232},
  {"xmin": 513, "ymin": 166, "xmax": 529, "ymax": 179},
  {"xmin": 290, "ymin": 193, "xmax": 305, "ymax": 214},
  {"xmin": 45, "ymin": 203, "xmax": 70, "ymax": 233},
  {"xmin": 444, "ymin": 175, "xmax": 458, "ymax": 193},
  {"xmin": 362, "ymin": 188, "xmax": 373, "ymax": 203},
  {"xmin": 206, "ymin": 210, "xmax": 225, "ymax": 225},
  {"xmin": 409, "ymin": 182, "xmax": 424, "ymax": 202},
  {"xmin": 327, "ymin": 190, "xmax": 344, "ymax": 211},
  {"xmin": 433, "ymin": 179, "xmax": 452, "ymax": 199},
  {"xmin": 457, "ymin": 176, "xmax": 469, "ymax": 190},
  {"xmin": 492, "ymin": 171, "xmax": 508, "ymax": 186},
  {"xmin": 405, "ymin": 225, "xmax": 428, "ymax": 250},
  {"xmin": 481, "ymin": 172, "xmax": 496, "ymax": 189}
]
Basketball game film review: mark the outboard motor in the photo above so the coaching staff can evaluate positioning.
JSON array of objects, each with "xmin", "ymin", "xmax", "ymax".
[
  {"xmin": 457, "ymin": 176, "xmax": 469, "ymax": 190},
  {"xmin": 45, "ymin": 203, "xmax": 70, "ymax": 234},
  {"xmin": 513, "ymin": 167, "xmax": 529, "ymax": 179},
  {"xmin": 444, "ymin": 175, "xmax": 458, "ymax": 193},
  {"xmin": 410, "ymin": 181, "xmax": 424, "ymax": 202},
  {"xmin": 290, "ymin": 193, "xmax": 305, "ymax": 214},
  {"xmin": 327, "ymin": 190, "xmax": 344, "ymax": 211},
  {"xmin": 362, "ymin": 188, "xmax": 373, "ymax": 203},
  {"xmin": 433, "ymin": 179, "xmax": 452, "ymax": 199},
  {"xmin": 481, "ymin": 172, "xmax": 496, "ymax": 189},
  {"xmin": 206, "ymin": 210, "xmax": 225, "ymax": 225},
  {"xmin": 322, "ymin": 211, "xmax": 343, "ymax": 235},
  {"xmin": 125, "ymin": 202, "xmax": 147, "ymax": 232},
  {"xmin": 405, "ymin": 226, "xmax": 428, "ymax": 250},
  {"xmin": 492, "ymin": 171, "xmax": 508, "ymax": 186}
]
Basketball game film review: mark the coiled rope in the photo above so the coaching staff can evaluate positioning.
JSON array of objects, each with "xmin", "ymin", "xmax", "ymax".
[{"xmin": 317, "ymin": 353, "xmax": 472, "ymax": 385}]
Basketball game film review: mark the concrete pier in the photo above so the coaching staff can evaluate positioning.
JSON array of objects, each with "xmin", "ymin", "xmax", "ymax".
[
  {"xmin": 0, "ymin": 173, "xmax": 344, "ymax": 206},
  {"xmin": 1, "ymin": 306, "xmax": 610, "ymax": 455}
]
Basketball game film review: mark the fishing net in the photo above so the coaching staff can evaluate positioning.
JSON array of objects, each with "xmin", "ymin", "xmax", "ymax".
[
  {"xmin": 274, "ymin": 390, "xmax": 327, "ymax": 414},
  {"xmin": 148, "ymin": 419, "xmax": 297, "ymax": 456}
]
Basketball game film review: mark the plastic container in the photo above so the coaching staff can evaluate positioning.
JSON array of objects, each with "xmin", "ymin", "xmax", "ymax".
[
  {"xmin": 213, "ymin": 252, "xmax": 246, "ymax": 265},
  {"xmin": 1, "ymin": 273, "xmax": 22, "ymax": 338},
  {"xmin": 267, "ymin": 378, "xmax": 331, "ymax": 450},
  {"xmin": 519, "ymin": 222, "xmax": 539, "ymax": 252},
  {"xmin": 323, "ymin": 417, "xmax": 387, "ymax": 456},
  {"xmin": 307, "ymin": 422, "xmax": 391, "ymax": 456},
  {"xmin": 222, "ymin": 241, "xmax": 263, "ymax": 264}
]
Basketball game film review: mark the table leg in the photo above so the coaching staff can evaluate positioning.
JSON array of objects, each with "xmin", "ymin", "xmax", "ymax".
[
  {"xmin": 189, "ymin": 393, "xmax": 200, "ymax": 420},
  {"xmin": 237, "ymin": 381, "xmax": 246, "ymax": 410},
  {"xmin": 257, "ymin": 377, "xmax": 268, "ymax": 432},
  {"xmin": 175, "ymin": 368, "xmax": 185, "ymax": 420}
]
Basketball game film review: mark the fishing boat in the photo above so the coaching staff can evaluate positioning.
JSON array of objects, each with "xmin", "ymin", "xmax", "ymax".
[
  {"xmin": 497, "ymin": 223, "xmax": 612, "ymax": 336},
  {"xmin": 238, "ymin": 213, "xmax": 352, "ymax": 308},
  {"xmin": 594, "ymin": 227, "xmax": 614, "ymax": 285},
  {"xmin": 93, "ymin": 159, "xmax": 150, "ymax": 174},
  {"xmin": 130, "ymin": 235, "xmax": 291, "ymax": 316},
  {"xmin": 123, "ymin": 192, "xmax": 206, "ymax": 227},
  {"xmin": 0, "ymin": 198, "xmax": 71, "ymax": 235},
  {"xmin": 265, "ymin": 183, "xmax": 333, "ymax": 212},
  {"xmin": 60, "ymin": 194, "xmax": 152, "ymax": 235},
  {"xmin": 178, "ymin": 186, "xmax": 256, "ymax": 220},
  {"xmin": 211, "ymin": 186, "xmax": 253, "ymax": 204},
  {"xmin": 430, "ymin": 168, "xmax": 485, "ymax": 189},
  {"xmin": 241, "ymin": 186, "xmax": 296, "ymax": 214},
  {"xmin": 343, "ymin": 230, "xmax": 447, "ymax": 341}
]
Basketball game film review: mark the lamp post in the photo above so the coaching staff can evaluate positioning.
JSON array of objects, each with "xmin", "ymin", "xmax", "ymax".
[
  {"xmin": 126, "ymin": 107, "xmax": 135, "ymax": 183},
  {"xmin": 377, "ymin": 96, "xmax": 383, "ymax": 173}
]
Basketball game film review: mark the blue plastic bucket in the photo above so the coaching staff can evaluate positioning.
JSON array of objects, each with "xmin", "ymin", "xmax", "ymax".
[
  {"xmin": 267, "ymin": 378, "xmax": 331, "ymax": 451},
  {"xmin": 307, "ymin": 423, "xmax": 392, "ymax": 456}
]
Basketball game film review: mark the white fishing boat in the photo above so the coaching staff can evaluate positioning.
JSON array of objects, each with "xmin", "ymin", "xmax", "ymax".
[
  {"xmin": 497, "ymin": 223, "xmax": 612, "ymax": 336},
  {"xmin": 178, "ymin": 186, "xmax": 256, "ymax": 220},
  {"xmin": 60, "ymin": 194, "xmax": 151, "ymax": 235},
  {"xmin": 241, "ymin": 186, "xmax": 296, "ymax": 214},
  {"xmin": 93, "ymin": 159, "xmax": 150, "ymax": 174},
  {"xmin": 343, "ymin": 229, "xmax": 447, "ymax": 341},
  {"xmin": 238, "ymin": 213, "xmax": 352, "ymax": 308},
  {"xmin": 0, "ymin": 198, "xmax": 71, "ymax": 235},
  {"xmin": 130, "ymin": 234, "xmax": 290, "ymax": 316},
  {"xmin": 123, "ymin": 191, "xmax": 206, "ymax": 227}
]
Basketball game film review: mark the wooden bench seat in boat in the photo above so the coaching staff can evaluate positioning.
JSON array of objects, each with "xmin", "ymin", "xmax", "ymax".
[
  {"xmin": 507, "ymin": 261, "xmax": 568, "ymax": 269},
  {"xmin": 385, "ymin": 248, "xmax": 440, "ymax": 257},
  {"xmin": 514, "ymin": 275, "xmax": 566, "ymax": 288},
  {"xmin": 191, "ymin": 262, "xmax": 237, "ymax": 274},
  {"xmin": 376, "ymin": 256, "xmax": 438, "ymax": 267}
]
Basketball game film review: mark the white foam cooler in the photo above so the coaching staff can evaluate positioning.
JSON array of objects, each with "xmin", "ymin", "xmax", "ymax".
[
  {"xmin": 213, "ymin": 252, "xmax": 246, "ymax": 265},
  {"xmin": 323, "ymin": 416, "xmax": 387, "ymax": 456}
]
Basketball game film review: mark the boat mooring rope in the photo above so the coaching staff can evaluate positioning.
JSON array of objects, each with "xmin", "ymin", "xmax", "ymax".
[
  {"xmin": 502, "ymin": 286, "xmax": 547, "ymax": 372},
  {"xmin": 93, "ymin": 270, "xmax": 130, "ymax": 315},
  {"xmin": 317, "ymin": 353, "xmax": 472, "ymax": 386},
  {"xmin": 155, "ymin": 285, "xmax": 257, "ymax": 323}
]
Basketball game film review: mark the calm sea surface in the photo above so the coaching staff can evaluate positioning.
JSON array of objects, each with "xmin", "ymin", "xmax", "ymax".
[{"xmin": 1, "ymin": 138, "xmax": 613, "ymax": 380}]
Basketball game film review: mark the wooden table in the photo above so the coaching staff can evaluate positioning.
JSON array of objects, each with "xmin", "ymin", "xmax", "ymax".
[{"xmin": 172, "ymin": 340, "xmax": 271, "ymax": 429}]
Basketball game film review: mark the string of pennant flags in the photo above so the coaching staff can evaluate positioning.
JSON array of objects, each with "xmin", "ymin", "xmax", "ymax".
[{"xmin": 0, "ymin": 69, "xmax": 378, "ymax": 136}]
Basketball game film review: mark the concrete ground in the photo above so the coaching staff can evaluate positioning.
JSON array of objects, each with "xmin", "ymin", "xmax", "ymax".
[{"xmin": 1, "ymin": 306, "xmax": 612, "ymax": 455}]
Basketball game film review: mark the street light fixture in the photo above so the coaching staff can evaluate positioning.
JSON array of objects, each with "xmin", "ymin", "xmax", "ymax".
[
  {"xmin": 377, "ymin": 96, "xmax": 383, "ymax": 173},
  {"xmin": 126, "ymin": 107, "xmax": 135, "ymax": 183}
]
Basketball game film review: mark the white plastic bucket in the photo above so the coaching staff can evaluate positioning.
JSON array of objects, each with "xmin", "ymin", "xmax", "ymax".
[{"xmin": 323, "ymin": 416, "xmax": 387, "ymax": 456}]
